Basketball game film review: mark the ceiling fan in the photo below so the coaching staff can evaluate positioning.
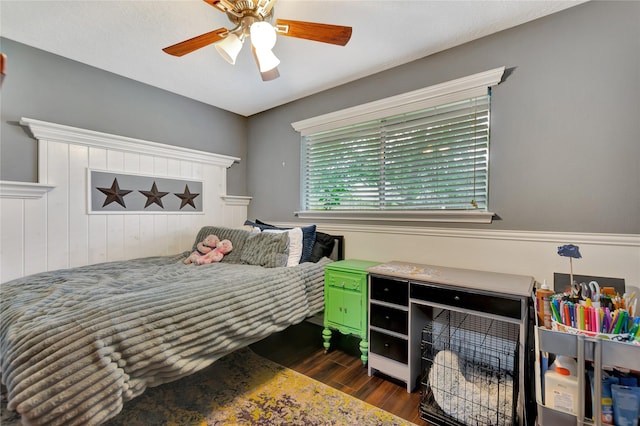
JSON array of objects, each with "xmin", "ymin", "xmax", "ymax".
[{"xmin": 163, "ymin": 0, "xmax": 352, "ymax": 81}]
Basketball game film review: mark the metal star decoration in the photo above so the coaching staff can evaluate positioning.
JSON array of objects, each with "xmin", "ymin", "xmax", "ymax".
[
  {"xmin": 97, "ymin": 178, "xmax": 132, "ymax": 208},
  {"xmin": 139, "ymin": 182, "xmax": 169, "ymax": 208},
  {"xmin": 175, "ymin": 184, "xmax": 200, "ymax": 209}
]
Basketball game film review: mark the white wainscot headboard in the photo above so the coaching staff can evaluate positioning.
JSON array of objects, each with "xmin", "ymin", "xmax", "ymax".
[{"xmin": 0, "ymin": 118, "xmax": 251, "ymax": 283}]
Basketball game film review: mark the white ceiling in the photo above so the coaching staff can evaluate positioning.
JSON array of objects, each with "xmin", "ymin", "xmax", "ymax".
[{"xmin": 1, "ymin": 0, "xmax": 583, "ymax": 117}]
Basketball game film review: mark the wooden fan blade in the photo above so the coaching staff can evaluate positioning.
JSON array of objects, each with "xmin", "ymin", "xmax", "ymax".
[
  {"xmin": 275, "ymin": 19, "xmax": 352, "ymax": 46},
  {"xmin": 0, "ymin": 53, "xmax": 6, "ymax": 88},
  {"xmin": 162, "ymin": 28, "xmax": 229, "ymax": 57}
]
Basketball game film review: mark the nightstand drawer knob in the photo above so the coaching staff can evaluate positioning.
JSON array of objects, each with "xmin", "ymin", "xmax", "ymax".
[
  {"xmin": 384, "ymin": 287, "xmax": 389, "ymax": 292},
  {"xmin": 454, "ymin": 295, "xmax": 461, "ymax": 301}
]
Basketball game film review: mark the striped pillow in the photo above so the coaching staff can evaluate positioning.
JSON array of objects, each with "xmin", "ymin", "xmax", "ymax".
[{"xmin": 240, "ymin": 232, "xmax": 289, "ymax": 268}]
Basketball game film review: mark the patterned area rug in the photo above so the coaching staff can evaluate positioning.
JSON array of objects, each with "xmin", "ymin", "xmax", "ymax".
[{"xmin": 2, "ymin": 347, "xmax": 413, "ymax": 425}]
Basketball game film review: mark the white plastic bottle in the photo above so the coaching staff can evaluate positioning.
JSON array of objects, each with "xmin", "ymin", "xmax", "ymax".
[{"xmin": 545, "ymin": 355, "xmax": 579, "ymax": 415}]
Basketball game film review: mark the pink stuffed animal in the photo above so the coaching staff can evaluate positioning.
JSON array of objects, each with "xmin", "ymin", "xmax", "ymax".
[
  {"xmin": 193, "ymin": 239, "xmax": 233, "ymax": 265},
  {"xmin": 185, "ymin": 234, "xmax": 220, "ymax": 264}
]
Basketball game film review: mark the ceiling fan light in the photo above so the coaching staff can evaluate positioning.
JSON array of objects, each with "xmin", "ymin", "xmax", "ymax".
[
  {"xmin": 254, "ymin": 48, "xmax": 280, "ymax": 72},
  {"xmin": 215, "ymin": 33, "xmax": 243, "ymax": 64},
  {"xmin": 250, "ymin": 21, "xmax": 277, "ymax": 50},
  {"xmin": 260, "ymin": 67, "xmax": 280, "ymax": 82}
]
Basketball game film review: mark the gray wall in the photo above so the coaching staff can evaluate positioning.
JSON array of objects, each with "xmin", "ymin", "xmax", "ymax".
[
  {"xmin": 0, "ymin": 37, "xmax": 248, "ymax": 196},
  {"xmin": 246, "ymin": 1, "xmax": 640, "ymax": 234},
  {"xmin": 2, "ymin": 1, "xmax": 639, "ymax": 234}
]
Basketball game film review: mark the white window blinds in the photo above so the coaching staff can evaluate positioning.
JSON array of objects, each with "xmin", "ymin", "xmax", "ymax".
[{"xmin": 301, "ymin": 93, "xmax": 491, "ymax": 211}]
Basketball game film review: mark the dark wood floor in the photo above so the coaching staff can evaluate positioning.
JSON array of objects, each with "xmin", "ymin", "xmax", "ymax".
[{"xmin": 250, "ymin": 320, "xmax": 429, "ymax": 425}]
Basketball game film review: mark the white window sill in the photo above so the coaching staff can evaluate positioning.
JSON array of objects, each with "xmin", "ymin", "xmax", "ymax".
[{"xmin": 295, "ymin": 210, "xmax": 495, "ymax": 224}]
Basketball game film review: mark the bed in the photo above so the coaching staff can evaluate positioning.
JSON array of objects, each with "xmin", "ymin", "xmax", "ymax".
[{"xmin": 0, "ymin": 224, "xmax": 342, "ymax": 426}]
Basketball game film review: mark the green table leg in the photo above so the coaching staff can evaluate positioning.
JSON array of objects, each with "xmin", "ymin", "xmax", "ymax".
[
  {"xmin": 359, "ymin": 339, "xmax": 368, "ymax": 365},
  {"xmin": 322, "ymin": 327, "xmax": 332, "ymax": 353}
]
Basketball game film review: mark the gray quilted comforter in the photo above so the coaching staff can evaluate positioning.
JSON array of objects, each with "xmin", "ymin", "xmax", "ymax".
[{"xmin": 0, "ymin": 253, "xmax": 330, "ymax": 425}]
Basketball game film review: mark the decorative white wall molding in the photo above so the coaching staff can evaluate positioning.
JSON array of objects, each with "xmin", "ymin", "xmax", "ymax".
[
  {"xmin": 0, "ymin": 181, "xmax": 55, "ymax": 198},
  {"xmin": 275, "ymin": 222, "xmax": 640, "ymax": 248},
  {"xmin": 1, "ymin": 118, "xmax": 245, "ymax": 283},
  {"xmin": 220, "ymin": 195, "xmax": 252, "ymax": 228},
  {"xmin": 274, "ymin": 221, "xmax": 640, "ymax": 287},
  {"xmin": 325, "ymin": 224, "xmax": 640, "ymax": 247},
  {"xmin": 20, "ymin": 117, "xmax": 239, "ymax": 168},
  {"xmin": 221, "ymin": 195, "xmax": 252, "ymax": 206}
]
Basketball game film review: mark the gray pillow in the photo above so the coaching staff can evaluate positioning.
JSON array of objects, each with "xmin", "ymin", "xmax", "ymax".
[
  {"xmin": 240, "ymin": 232, "xmax": 289, "ymax": 268},
  {"xmin": 191, "ymin": 226, "xmax": 252, "ymax": 264}
]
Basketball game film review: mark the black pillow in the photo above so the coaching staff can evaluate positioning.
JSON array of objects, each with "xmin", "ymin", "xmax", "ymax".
[
  {"xmin": 309, "ymin": 231, "xmax": 335, "ymax": 263},
  {"xmin": 244, "ymin": 219, "xmax": 259, "ymax": 228}
]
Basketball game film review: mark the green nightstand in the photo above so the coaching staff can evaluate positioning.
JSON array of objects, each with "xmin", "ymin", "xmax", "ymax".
[{"xmin": 323, "ymin": 259, "xmax": 380, "ymax": 365}]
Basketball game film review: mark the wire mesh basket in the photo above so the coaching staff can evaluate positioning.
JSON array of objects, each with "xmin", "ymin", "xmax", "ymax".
[{"xmin": 420, "ymin": 310, "xmax": 520, "ymax": 426}]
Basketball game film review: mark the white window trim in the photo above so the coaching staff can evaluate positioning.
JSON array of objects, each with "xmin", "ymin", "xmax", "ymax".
[
  {"xmin": 292, "ymin": 67, "xmax": 505, "ymax": 135},
  {"xmin": 292, "ymin": 67, "xmax": 504, "ymax": 224}
]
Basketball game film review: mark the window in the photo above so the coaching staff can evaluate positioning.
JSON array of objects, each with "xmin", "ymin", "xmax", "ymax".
[{"xmin": 292, "ymin": 67, "xmax": 504, "ymax": 223}]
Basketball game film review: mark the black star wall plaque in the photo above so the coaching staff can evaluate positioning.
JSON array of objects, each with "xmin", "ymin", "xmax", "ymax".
[
  {"xmin": 139, "ymin": 182, "xmax": 169, "ymax": 208},
  {"xmin": 175, "ymin": 185, "xmax": 200, "ymax": 209},
  {"xmin": 97, "ymin": 178, "xmax": 132, "ymax": 208},
  {"xmin": 90, "ymin": 171, "xmax": 203, "ymax": 213}
]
